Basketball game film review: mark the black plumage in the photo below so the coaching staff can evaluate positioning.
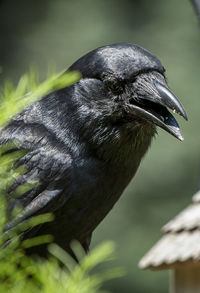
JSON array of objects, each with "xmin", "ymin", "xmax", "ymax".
[{"xmin": 0, "ymin": 43, "xmax": 187, "ymax": 256}]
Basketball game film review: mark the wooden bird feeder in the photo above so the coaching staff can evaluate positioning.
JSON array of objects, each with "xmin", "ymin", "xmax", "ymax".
[{"xmin": 139, "ymin": 190, "xmax": 200, "ymax": 293}]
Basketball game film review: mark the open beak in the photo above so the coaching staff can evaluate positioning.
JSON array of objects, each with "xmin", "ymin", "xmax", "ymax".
[{"xmin": 127, "ymin": 79, "xmax": 187, "ymax": 141}]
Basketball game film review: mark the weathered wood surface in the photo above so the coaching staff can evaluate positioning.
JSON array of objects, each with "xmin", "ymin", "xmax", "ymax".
[
  {"xmin": 171, "ymin": 266, "xmax": 200, "ymax": 293},
  {"xmin": 139, "ymin": 191, "xmax": 200, "ymax": 269}
]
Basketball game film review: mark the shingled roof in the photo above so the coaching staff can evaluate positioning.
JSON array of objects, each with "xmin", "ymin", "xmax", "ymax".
[{"xmin": 139, "ymin": 190, "xmax": 200, "ymax": 270}]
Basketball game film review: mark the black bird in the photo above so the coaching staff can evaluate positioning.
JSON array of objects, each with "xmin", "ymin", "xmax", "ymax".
[{"xmin": 1, "ymin": 43, "xmax": 187, "ymax": 257}]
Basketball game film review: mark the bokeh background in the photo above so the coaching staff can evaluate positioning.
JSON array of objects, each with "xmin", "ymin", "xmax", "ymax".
[{"xmin": 0, "ymin": 0, "xmax": 200, "ymax": 292}]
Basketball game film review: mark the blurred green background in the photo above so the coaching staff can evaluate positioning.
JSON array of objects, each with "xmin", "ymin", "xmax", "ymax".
[{"xmin": 0, "ymin": 0, "xmax": 200, "ymax": 292}]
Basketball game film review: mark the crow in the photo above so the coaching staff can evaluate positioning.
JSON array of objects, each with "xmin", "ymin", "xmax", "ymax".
[{"xmin": 1, "ymin": 43, "xmax": 187, "ymax": 257}]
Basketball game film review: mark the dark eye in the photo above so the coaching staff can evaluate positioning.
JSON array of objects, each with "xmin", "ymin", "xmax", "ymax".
[
  {"xmin": 103, "ymin": 76, "xmax": 124, "ymax": 94},
  {"xmin": 111, "ymin": 84, "xmax": 121, "ymax": 93}
]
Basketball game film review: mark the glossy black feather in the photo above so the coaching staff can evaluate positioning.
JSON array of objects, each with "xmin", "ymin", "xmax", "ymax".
[{"xmin": 0, "ymin": 43, "xmax": 176, "ymax": 256}]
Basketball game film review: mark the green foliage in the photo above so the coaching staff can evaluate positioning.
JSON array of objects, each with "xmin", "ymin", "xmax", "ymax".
[
  {"xmin": 0, "ymin": 68, "xmax": 80, "ymax": 128},
  {"xmin": 0, "ymin": 69, "xmax": 123, "ymax": 292}
]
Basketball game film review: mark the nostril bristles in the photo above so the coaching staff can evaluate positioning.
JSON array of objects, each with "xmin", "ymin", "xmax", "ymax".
[{"xmin": 129, "ymin": 97, "xmax": 145, "ymax": 107}]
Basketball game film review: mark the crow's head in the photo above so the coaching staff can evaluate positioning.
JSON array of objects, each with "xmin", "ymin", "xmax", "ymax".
[{"xmin": 69, "ymin": 43, "xmax": 187, "ymax": 141}]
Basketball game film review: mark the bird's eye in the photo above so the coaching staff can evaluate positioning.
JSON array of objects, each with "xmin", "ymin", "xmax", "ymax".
[
  {"xmin": 112, "ymin": 84, "xmax": 120, "ymax": 92},
  {"xmin": 109, "ymin": 83, "xmax": 123, "ymax": 94},
  {"xmin": 103, "ymin": 76, "xmax": 123, "ymax": 94}
]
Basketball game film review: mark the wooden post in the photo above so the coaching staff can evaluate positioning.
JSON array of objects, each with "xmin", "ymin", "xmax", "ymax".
[
  {"xmin": 170, "ymin": 266, "xmax": 200, "ymax": 293},
  {"xmin": 170, "ymin": 270, "xmax": 175, "ymax": 293}
]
